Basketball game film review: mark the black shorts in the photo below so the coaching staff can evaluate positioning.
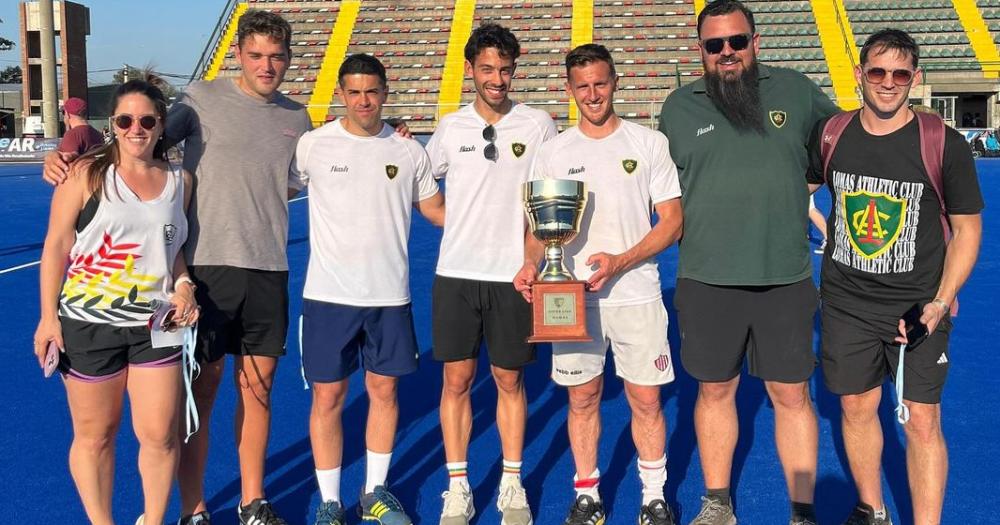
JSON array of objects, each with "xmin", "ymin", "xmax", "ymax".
[
  {"xmin": 675, "ymin": 278, "xmax": 818, "ymax": 383},
  {"xmin": 821, "ymin": 301, "xmax": 952, "ymax": 404},
  {"xmin": 432, "ymin": 275, "xmax": 535, "ymax": 370},
  {"xmin": 189, "ymin": 265, "xmax": 289, "ymax": 363},
  {"xmin": 59, "ymin": 317, "xmax": 182, "ymax": 380}
]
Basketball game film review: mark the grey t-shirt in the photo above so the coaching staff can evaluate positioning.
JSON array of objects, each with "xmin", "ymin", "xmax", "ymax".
[{"xmin": 165, "ymin": 78, "xmax": 311, "ymax": 271}]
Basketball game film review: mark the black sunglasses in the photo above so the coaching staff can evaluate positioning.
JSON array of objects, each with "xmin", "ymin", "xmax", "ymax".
[
  {"xmin": 483, "ymin": 124, "xmax": 498, "ymax": 161},
  {"xmin": 701, "ymin": 33, "xmax": 752, "ymax": 55},
  {"xmin": 111, "ymin": 114, "xmax": 159, "ymax": 131},
  {"xmin": 863, "ymin": 67, "xmax": 915, "ymax": 86}
]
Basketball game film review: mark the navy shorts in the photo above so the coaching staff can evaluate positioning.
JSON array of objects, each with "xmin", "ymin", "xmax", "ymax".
[{"xmin": 301, "ymin": 299, "xmax": 420, "ymax": 383}]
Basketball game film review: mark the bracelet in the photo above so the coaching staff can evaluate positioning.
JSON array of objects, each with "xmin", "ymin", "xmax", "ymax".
[
  {"xmin": 931, "ymin": 298, "xmax": 949, "ymax": 314},
  {"xmin": 174, "ymin": 275, "xmax": 197, "ymax": 292}
]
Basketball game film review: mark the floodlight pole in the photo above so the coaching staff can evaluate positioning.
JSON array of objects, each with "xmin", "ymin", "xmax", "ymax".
[{"xmin": 39, "ymin": 0, "xmax": 59, "ymax": 138}]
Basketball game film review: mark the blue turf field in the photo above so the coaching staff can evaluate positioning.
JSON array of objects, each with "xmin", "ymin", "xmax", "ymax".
[{"xmin": 1, "ymin": 162, "xmax": 997, "ymax": 524}]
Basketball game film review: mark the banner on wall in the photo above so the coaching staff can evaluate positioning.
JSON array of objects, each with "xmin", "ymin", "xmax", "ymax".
[{"xmin": 0, "ymin": 137, "xmax": 60, "ymax": 162}]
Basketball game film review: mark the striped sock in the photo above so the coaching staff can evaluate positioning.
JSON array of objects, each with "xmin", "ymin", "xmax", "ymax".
[
  {"xmin": 501, "ymin": 459, "xmax": 522, "ymax": 486},
  {"xmin": 573, "ymin": 468, "xmax": 601, "ymax": 501},
  {"xmin": 446, "ymin": 461, "xmax": 470, "ymax": 491},
  {"xmin": 637, "ymin": 455, "xmax": 667, "ymax": 505}
]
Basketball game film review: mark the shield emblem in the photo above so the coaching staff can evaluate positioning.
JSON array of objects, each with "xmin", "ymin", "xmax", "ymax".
[
  {"xmin": 842, "ymin": 190, "xmax": 906, "ymax": 259},
  {"xmin": 385, "ymin": 164, "xmax": 398, "ymax": 180},
  {"xmin": 769, "ymin": 110, "xmax": 787, "ymax": 129},
  {"xmin": 622, "ymin": 159, "xmax": 638, "ymax": 174},
  {"xmin": 512, "ymin": 142, "xmax": 526, "ymax": 158}
]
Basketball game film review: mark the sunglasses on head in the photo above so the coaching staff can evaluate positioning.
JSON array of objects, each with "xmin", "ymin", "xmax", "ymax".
[
  {"xmin": 701, "ymin": 33, "xmax": 752, "ymax": 55},
  {"xmin": 483, "ymin": 124, "xmax": 498, "ymax": 162},
  {"xmin": 111, "ymin": 114, "xmax": 159, "ymax": 131},
  {"xmin": 863, "ymin": 67, "xmax": 915, "ymax": 86}
]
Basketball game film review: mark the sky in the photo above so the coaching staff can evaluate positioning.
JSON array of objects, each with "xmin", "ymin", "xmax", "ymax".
[{"xmin": 0, "ymin": 0, "xmax": 225, "ymax": 85}]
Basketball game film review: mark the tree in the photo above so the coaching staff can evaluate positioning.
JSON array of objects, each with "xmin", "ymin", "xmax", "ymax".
[
  {"xmin": 0, "ymin": 36, "xmax": 13, "ymax": 51},
  {"xmin": 0, "ymin": 65, "xmax": 20, "ymax": 84}
]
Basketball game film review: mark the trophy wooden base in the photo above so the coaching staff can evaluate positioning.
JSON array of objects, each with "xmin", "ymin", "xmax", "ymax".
[{"xmin": 526, "ymin": 281, "xmax": 591, "ymax": 343}]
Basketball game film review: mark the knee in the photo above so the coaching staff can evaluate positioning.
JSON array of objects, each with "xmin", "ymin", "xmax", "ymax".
[
  {"xmin": 136, "ymin": 425, "xmax": 178, "ymax": 454},
  {"xmin": 442, "ymin": 369, "xmax": 474, "ymax": 398},
  {"xmin": 312, "ymin": 383, "xmax": 349, "ymax": 414},
  {"xmin": 626, "ymin": 386, "xmax": 663, "ymax": 420},
  {"xmin": 767, "ymin": 382, "xmax": 812, "ymax": 411},
  {"xmin": 237, "ymin": 364, "xmax": 274, "ymax": 399},
  {"xmin": 841, "ymin": 391, "xmax": 880, "ymax": 425},
  {"xmin": 365, "ymin": 376, "xmax": 399, "ymax": 407},
  {"xmin": 568, "ymin": 384, "xmax": 602, "ymax": 415},
  {"xmin": 699, "ymin": 380, "xmax": 738, "ymax": 404},
  {"xmin": 492, "ymin": 368, "xmax": 524, "ymax": 396},
  {"xmin": 903, "ymin": 405, "xmax": 943, "ymax": 445},
  {"xmin": 73, "ymin": 431, "xmax": 116, "ymax": 456}
]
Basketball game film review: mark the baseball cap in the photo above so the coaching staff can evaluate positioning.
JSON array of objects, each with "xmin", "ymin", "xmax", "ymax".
[{"xmin": 63, "ymin": 97, "xmax": 87, "ymax": 116}]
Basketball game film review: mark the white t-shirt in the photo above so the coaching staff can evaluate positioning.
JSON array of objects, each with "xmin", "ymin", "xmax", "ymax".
[
  {"xmin": 292, "ymin": 121, "xmax": 439, "ymax": 306},
  {"xmin": 532, "ymin": 119, "xmax": 682, "ymax": 306},
  {"xmin": 426, "ymin": 102, "xmax": 558, "ymax": 282}
]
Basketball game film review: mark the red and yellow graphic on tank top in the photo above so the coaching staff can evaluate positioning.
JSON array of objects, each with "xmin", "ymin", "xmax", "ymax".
[{"xmin": 59, "ymin": 231, "xmax": 159, "ymax": 322}]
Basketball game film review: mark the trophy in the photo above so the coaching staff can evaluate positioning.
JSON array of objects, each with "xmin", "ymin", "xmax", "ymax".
[{"xmin": 522, "ymin": 179, "xmax": 591, "ymax": 342}]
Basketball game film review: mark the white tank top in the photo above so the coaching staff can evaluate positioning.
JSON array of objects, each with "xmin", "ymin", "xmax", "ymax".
[{"xmin": 59, "ymin": 164, "xmax": 188, "ymax": 326}]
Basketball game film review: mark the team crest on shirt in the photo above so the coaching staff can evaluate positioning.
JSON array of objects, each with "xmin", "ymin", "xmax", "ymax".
[
  {"xmin": 653, "ymin": 354, "xmax": 670, "ymax": 372},
  {"xmin": 385, "ymin": 164, "xmax": 399, "ymax": 180},
  {"xmin": 622, "ymin": 159, "xmax": 638, "ymax": 174},
  {"xmin": 512, "ymin": 142, "xmax": 526, "ymax": 158},
  {"xmin": 769, "ymin": 110, "xmax": 787, "ymax": 129},
  {"xmin": 163, "ymin": 224, "xmax": 177, "ymax": 245},
  {"xmin": 842, "ymin": 191, "xmax": 907, "ymax": 259}
]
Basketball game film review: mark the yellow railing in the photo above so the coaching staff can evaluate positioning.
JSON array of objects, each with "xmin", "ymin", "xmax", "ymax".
[
  {"xmin": 205, "ymin": 3, "xmax": 248, "ymax": 81},
  {"xmin": 436, "ymin": 0, "xmax": 477, "ymax": 120},
  {"xmin": 951, "ymin": 0, "xmax": 1000, "ymax": 78},
  {"xmin": 568, "ymin": 0, "xmax": 595, "ymax": 125},
  {"xmin": 307, "ymin": 0, "xmax": 361, "ymax": 126},
  {"xmin": 812, "ymin": 0, "xmax": 861, "ymax": 110}
]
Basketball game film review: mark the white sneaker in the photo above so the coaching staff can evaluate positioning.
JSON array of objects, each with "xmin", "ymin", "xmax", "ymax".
[
  {"xmin": 497, "ymin": 481, "xmax": 532, "ymax": 525},
  {"xmin": 440, "ymin": 486, "xmax": 475, "ymax": 525}
]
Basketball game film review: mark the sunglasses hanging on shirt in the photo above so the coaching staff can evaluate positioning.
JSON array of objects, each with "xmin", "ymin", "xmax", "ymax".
[{"xmin": 483, "ymin": 124, "xmax": 498, "ymax": 162}]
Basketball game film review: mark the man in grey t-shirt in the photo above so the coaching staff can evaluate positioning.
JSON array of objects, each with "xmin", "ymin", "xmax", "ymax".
[{"xmin": 44, "ymin": 10, "xmax": 309, "ymax": 525}]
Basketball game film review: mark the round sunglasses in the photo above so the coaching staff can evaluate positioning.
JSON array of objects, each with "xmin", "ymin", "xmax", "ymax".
[
  {"xmin": 111, "ymin": 114, "xmax": 160, "ymax": 131},
  {"xmin": 863, "ymin": 67, "xmax": 915, "ymax": 86}
]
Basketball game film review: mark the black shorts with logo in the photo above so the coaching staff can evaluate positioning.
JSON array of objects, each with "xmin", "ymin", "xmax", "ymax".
[
  {"xmin": 188, "ymin": 265, "xmax": 289, "ymax": 363},
  {"xmin": 821, "ymin": 301, "xmax": 951, "ymax": 404},
  {"xmin": 59, "ymin": 317, "xmax": 182, "ymax": 380},
  {"xmin": 431, "ymin": 275, "xmax": 535, "ymax": 370},
  {"xmin": 675, "ymin": 278, "xmax": 818, "ymax": 383}
]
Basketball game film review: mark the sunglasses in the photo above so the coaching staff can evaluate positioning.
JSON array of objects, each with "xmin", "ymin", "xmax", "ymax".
[
  {"xmin": 863, "ymin": 67, "xmax": 915, "ymax": 86},
  {"xmin": 111, "ymin": 114, "xmax": 159, "ymax": 131},
  {"xmin": 483, "ymin": 124, "xmax": 498, "ymax": 162},
  {"xmin": 701, "ymin": 33, "xmax": 752, "ymax": 55}
]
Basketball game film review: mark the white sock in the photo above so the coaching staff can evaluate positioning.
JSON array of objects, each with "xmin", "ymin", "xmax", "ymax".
[
  {"xmin": 501, "ymin": 459, "xmax": 522, "ymax": 486},
  {"xmin": 365, "ymin": 450, "xmax": 393, "ymax": 494},
  {"xmin": 447, "ymin": 461, "xmax": 470, "ymax": 491},
  {"xmin": 316, "ymin": 467, "xmax": 341, "ymax": 503},
  {"xmin": 637, "ymin": 455, "xmax": 667, "ymax": 506},
  {"xmin": 573, "ymin": 468, "xmax": 601, "ymax": 502}
]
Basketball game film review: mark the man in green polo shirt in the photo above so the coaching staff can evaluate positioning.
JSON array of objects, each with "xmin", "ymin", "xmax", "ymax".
[{"xmin": 658, "ymin": 1, "xmax": 839, "ymax": 524}]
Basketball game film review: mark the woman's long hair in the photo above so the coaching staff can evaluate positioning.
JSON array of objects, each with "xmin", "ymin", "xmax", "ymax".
[{"xmin": 79, "ymin": 77, "xmax": 170, "ymax": 199}]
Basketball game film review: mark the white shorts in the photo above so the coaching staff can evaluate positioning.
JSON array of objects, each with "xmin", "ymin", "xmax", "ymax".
[{"xmin": 551, "ymin": 301, "xmax": 675, "ymax": 387}]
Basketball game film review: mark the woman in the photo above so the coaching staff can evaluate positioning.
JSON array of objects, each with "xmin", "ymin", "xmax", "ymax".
[{"xmin": 33, "ymin": 78, "xmax": 198, "ymax": 525}]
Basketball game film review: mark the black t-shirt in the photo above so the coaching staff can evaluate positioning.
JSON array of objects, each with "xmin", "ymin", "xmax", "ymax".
[{"xmin": 806, "ymin": 113, "xmax": 984, "ymax": 315}]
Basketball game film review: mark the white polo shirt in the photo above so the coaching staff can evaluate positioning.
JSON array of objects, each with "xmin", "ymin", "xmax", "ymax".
[
  {"xmin": 292, "ymin": 121, "xmax": 439, "ymax": 306},
  {"xmin": 532, "ymin": 119, "xmax": 682, "ymax": 306},
  {"xmin": 426, "ymin": 102, "xmax": 557, "ymax": 282}
]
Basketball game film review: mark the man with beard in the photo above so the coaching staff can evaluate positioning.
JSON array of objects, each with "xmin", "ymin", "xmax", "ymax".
[
  {"xmin": 657, "ymin": 1, "xmax": 839, "ymax": 524},
  {"xmin": 807, "ymin": 30, "xmax": 982, "ymax": 525},
  {"xmin": 426, "ymin": 23, "xmax": 557, "ymax": 525}
]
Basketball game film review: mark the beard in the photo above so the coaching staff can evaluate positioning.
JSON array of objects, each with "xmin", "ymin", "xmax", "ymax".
[{"xmin": 704, "ymin": 59, "xmax": 766, "ymax": 134}]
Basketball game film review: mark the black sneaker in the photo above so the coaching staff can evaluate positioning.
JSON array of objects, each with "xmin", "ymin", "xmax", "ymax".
[
  {"xmin": 563, "ymin": 495, "xmax": 606, "ymax": 525},
  {"xmin": 842, "ymin": 503, "xmax": 893, "ymax": 525},
  {"xmin": 178, "ymin": 511, "xmax": 211, "ymax": 525},
  {"xmin": 639, "ymin": 499, "xmax": 675, "ymax": 525},
  {"xmin": 238, "ymin": 498, "xmax": 288, "ymax": 525}
]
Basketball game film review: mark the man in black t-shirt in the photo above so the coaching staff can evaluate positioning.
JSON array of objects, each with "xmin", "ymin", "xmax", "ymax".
[{"xmin": 807, "ymin": 30, "xmax": 983, "ymax": 525}]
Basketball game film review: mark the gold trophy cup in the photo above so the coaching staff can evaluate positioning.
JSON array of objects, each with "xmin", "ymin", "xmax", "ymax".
[{"xmin": 522, "ymin": 179, "xmax": 591, "ymax": 342}]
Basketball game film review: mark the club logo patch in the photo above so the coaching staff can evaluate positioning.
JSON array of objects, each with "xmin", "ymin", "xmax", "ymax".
[
  {"xmin": 769, "ymin": 110, "xmax": 787, "ymax": 129},
  {"xmin": 385, "ymin": 164, "xmax": 398, "ymax": 180},
  {"xmin": 842, "ymin": 191, "xmax": 906, "ymax": 259},
  {"xmin": 653, "ymin": 354, "xmax": 670, "ymax": 372},
  {"xmin": 163, "ymin": 224, "xmax": 177, "ymax": 245},
  {"xmin": 622, "ymin": 159, "xmax": 638, "ymax": 174},
  {"xmin": 512, "ymin": 142, "xmax": 526, "ymax": 158}
]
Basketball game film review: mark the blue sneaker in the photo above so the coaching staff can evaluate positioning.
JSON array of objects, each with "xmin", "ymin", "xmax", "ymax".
[
  {"xmin": 359, "ymin": 485, "xmax": 412, "ymax": 525},
  {"xmin": 314, "ymin": 500, "xmax": 346, "ymax": 525}
]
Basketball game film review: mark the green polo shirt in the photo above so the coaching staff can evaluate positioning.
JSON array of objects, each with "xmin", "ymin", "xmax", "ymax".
[{"xmin": 658, "ymin": 65, "xmax": 839, "ymax": 286}]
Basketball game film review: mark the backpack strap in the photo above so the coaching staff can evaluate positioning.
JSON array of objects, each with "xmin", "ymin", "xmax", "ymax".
[{"xmin": 820, "ymin": 110, "xmax": 859, "ymax": 184}]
